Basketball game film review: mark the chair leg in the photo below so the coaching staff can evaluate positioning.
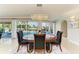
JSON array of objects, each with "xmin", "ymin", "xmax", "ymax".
[
  {"xmin": 29, "ymin": 43, "xmax": 33, "ymax": 53},
  {"xmin": 47, "ymin": 43, "xmax": 52, "ymax": 53},
  {"xmin": 50, "ymin": 44, "xmax": 52, "ymax": 52},
  {"xmin": 27, "ymin": 44, "xmax": 31, "ymax": 53},
  {"xmin": 21, "ymin": 45, "xmax": 23, "ymax": 48},
  {"xmin": 59, "ymin": 45, "xmax": 62, "ymax": 52},
  {"xmin": 33, "ymin": 47, "xmax": 35, "ymax": 54},
  {"xmin": 44, "ymin": 43, "xmax": 46, "ymax": 54},
  {"xmin": 27, "ymin": 44, "xmax": 29, "ymax": 52},
  {"xmin": 34, "ymin": 50, "xmax": 36, "ymax": 54},
  {"xmin": 44, "ymin": 49, "xmax": 45, "ymax": 54},
  {"xmin": 17, "ymin": 45, "xmax": 20, "ymax": 52}
]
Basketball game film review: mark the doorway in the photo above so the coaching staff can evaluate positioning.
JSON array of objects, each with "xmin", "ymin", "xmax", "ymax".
[{"xmin": 61, "ymin": 20, "xmax": 67, "ymax": 37}]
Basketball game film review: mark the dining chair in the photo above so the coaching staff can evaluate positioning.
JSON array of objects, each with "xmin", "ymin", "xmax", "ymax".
[
  {"xmin": 46, "ymin": 42, "xmax": 52, "ymax": 53},
  {"xmin": 51, "ymin": 31, "xmax": 63, "ymax": 52},
  {"xmin": 34, "ymin": 34, "xmax": 46, "ymax": 53},
  {"xmin": 0, "ymin": 31, "xmax": 3, "ymax": 39},
  {"xmin": 17, "ymin": 31, "xmax": 29, "ymax": 52},
  {"xmin": 28, "ymin": 42, "xmax": 34, "ymax": 53}
]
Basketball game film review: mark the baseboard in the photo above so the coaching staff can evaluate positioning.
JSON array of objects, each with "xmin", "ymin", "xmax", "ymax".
[{"xmin": 69, "ymin": 39, "xmax": 79, "ymax": 46}]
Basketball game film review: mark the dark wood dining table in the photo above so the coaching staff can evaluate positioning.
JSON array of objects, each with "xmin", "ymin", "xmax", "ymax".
[
  {"xmin": 23, "ymin": 34, "xmax": 56, "ymax": 53},
  {"xmin": 23, "ymin": 34, "xmax": 56, "ymax": 43}
]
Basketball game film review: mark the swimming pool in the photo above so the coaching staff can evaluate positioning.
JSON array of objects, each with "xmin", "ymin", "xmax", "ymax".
[
  {"xmin": 2, "ymin": 32, "xmax": 11, "ymax": 38},
  {"xmin": 23, "ymin": 31, "xmax": 51, "ymax": 36},
  {"xmin": 1, "ymin": 31, "xmax": 52, "ymax": 38},
  {"xmin": 23, "ymin": 31, "xmax": 37, "ymax": 36}
]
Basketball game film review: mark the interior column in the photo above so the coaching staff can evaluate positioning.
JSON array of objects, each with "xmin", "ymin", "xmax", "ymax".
[{"xmin": 12, "ymin": 19, "xmax": 17, "ymax": 39}]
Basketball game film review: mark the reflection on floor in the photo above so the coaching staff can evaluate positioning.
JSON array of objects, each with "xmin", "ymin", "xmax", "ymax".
[
  {"xmin": 14, "ymin": 46, "xmax": 70, "ymax": 54},
  {"xmin": 0, "ymin": 38, "xmax": 17, "ymax": 54},
  {"xmin": 0, "ymin": 38, "xmax": 79, "ymax": 54}
]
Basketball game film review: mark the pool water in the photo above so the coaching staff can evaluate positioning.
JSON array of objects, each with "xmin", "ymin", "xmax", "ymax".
[
  {"xmin": 2, "ymin": 32, "xmax": 11, "ymax": 38},
  {"xmin": 23, "ymin": 31, "xmax": 51, "ymax": 36},
  {"xmin": 1, "ymin": 31, "xmax": 52, "ymax": 38},
  {"xmin": 23, "ymin": 31, "xmax": 37, "ymax": 36}
]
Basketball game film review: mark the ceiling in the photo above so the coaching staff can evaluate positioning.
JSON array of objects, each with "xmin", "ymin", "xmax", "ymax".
[{"xmin": 0, "ymin": 4, "xmax": 79, "ymax": 21}]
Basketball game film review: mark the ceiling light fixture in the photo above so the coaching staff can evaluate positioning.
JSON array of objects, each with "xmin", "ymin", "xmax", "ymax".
[{"xmin": 36, "ymin": 4, "xmax": 42, "ymax": 7}]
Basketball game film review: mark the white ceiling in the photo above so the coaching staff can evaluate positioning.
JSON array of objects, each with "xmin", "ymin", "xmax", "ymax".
[{"xmin": 0, "ymin": 4, "xmax": 79, "ymax": 21}]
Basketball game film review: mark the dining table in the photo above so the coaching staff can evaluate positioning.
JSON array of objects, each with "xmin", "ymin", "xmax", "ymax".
[
  {"xmin": 23, "ymin": 34, "xmax": 56, "ymax": 53},
  {"xmin": 23, "ymin": 34, "xmax": 56, "ymax": 43}
]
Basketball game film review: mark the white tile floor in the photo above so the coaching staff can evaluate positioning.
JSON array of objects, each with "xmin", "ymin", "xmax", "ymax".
[
  {"xmin": 0, "ymin": 38, "xmax": 77, "ymax": 54},
  {"xmin": 14, "ymin": 46, "xmax": 70, "ymax": 54}
]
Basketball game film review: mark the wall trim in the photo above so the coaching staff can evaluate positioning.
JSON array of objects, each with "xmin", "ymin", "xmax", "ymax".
[{"xmin": 69, "ymin": 39, "xmax": 79, "ymax": 46}]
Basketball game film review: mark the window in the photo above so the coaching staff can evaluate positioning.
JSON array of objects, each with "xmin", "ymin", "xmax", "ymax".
[
  {"xmin": 0, "ymin": 22, "xmax": 12, "ymax": 38},
  {"xmin": 17, "ymin": 21, "xmax": 56, "ymax": 36}
]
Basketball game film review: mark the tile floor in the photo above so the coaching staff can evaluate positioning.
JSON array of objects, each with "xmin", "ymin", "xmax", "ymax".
[{"xmin": 0, "ymin": 38, "xmax": 79, "ymax": 54}]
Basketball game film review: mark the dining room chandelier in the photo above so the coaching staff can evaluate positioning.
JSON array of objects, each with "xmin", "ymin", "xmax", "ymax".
[{"xmin": 31, "ymin": 14, "xmax": 48, "ymax": 20}]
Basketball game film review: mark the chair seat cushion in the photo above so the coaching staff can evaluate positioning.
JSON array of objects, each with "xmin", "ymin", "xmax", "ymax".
[
  {"xmin": 21, "ymin": 39, "xmax": 28, "ymax": 44},
  {"xmin": 51, "ymin": 40, "xmax": 59, "ymax": 44},
  {"xmin": 49, "ymin": 37, "xmax": 57, "ymax": 40}
]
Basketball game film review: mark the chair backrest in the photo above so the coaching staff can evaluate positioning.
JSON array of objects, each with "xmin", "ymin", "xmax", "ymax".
[
  {"xmin": 17, "ymin": 31, "xmax": 23, "ymax": 44},
  {"xmin": 56, "ymin": 31, "xmax": 63, "ymax": 44},
  {"xmin": 19, "ymin": 30, "xmax": 23, "ymax": 38},
  {"xmin": 0, "ymin": 31, "xmax": 3, "ymax": 39},
  {"xmin": 34, "ymin": 34, "xmax": 46, "ymax": 50}
]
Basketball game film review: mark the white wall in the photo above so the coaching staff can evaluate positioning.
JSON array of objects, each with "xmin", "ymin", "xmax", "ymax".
[
  {"xmin": 56, "ymin": 21, "xmax": 62, "ymax": 32},
  {"xmin": 12, "ymin": 20, "xmax": 17, "ymax": 39},
  {"xmin": 56, "ymin": 20, "xmax": 79, "ymax": 45},
  {"xmin": 66, "ymin": 18, "xmax": 79, "ymax": 45},
  {"xmin": 68, "ymin": 28, "xmax": 79, "ymax": 45}
]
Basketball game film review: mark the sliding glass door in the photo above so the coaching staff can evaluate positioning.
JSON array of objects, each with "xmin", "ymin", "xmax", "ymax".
[
  {"xmin": 0, "ymin": 22, "xmax": 12, "ymax": 39},
  {"xmin": 17, "ymin": 20, "xmax": 56, "ymax": 36}
]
